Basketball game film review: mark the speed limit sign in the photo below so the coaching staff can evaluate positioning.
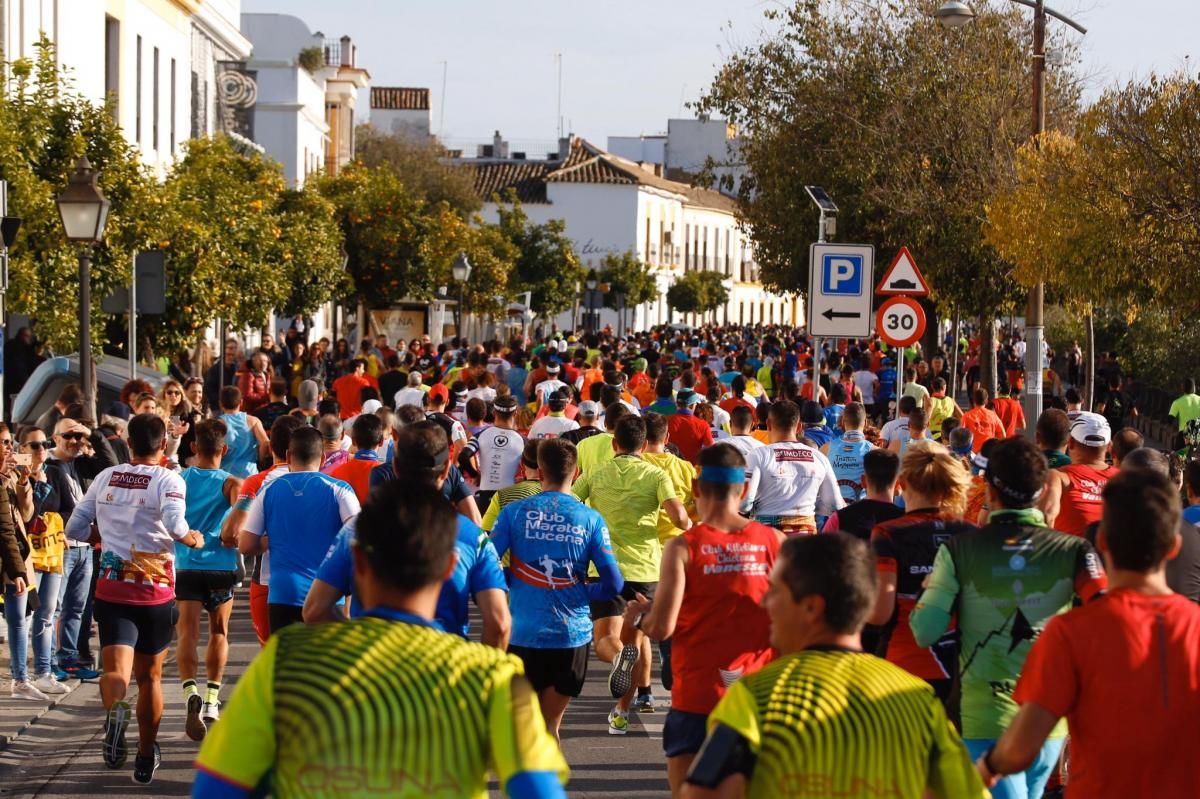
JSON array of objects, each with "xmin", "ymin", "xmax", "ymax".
[{"xmin": 876, "ymin": 296, "xmax": 926, "ymax": 347}]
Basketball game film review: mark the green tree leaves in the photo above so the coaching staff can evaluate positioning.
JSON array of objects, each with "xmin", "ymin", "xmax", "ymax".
[{"xmin": 667, "ymin": 271, "xmax": 729, "ymax": 318}]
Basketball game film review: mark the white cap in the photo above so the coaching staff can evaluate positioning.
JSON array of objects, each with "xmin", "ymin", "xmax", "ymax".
[
  {"xmin": 361, "ymin": 399, "xmax": 383, "ymax": 415},
  {"xmin": 1070, "ymin": 411, "xmax": 1111, "ymax": 447}
]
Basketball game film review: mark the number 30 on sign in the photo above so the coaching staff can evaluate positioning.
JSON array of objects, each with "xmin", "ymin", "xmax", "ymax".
[{"xmin": 876, "ymin": 296, "xmax": 926, "ymax": 347}]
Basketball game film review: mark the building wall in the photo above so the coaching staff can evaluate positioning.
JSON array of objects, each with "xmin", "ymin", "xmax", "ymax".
[
  {"xmin": 369, "ymin": 107, "xmax": 430, "ymax": 140},
  {"xmin": 606, "ymin": 135, "xmax": 666, "ymax": 165}
]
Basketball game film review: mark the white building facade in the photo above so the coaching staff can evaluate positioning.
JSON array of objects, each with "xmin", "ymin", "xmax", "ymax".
[
  {"xmin": 608, "ymin": 117, "xmax": 747, "ymax": 195},
  {"xmin": 463, "ymin": 138, "xmax": 799, "ymax": 334}
]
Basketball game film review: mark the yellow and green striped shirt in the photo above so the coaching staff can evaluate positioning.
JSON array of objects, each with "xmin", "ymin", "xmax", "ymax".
[
  {"xmin": 195, "ymin": 615, "xmax": 568, "ymax": 798},
  {"xmin": 708, "ymin": 648, "xmax": 987, "ymax": 799}
]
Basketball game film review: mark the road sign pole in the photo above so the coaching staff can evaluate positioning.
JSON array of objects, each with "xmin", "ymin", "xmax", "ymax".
[
  {"xmin": 813, "ymin": 337, "xmax": 820, "ymax": 400},
  {"xmin": 897, "ymin": 346, "xmax": 905, "ymax": 421},
  {"xmin": 129, "ymin": 250, "xmax": 137, "ymax": 379}
]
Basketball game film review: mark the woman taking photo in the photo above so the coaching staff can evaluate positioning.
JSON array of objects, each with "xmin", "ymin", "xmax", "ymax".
[{"xmin": 162, "ymin": 379, "xmax": 203, "ymax": 466}]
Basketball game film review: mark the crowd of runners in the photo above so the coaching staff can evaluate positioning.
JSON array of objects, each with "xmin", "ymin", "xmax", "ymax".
[{"xmin": 1, "ymin": 322, "xmax": 1198, "ymax": 798}]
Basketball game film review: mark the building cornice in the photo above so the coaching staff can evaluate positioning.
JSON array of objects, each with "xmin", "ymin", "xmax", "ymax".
[{"xmin": 193, "ymin": 2, "xmax": 253, "ymax": 60}]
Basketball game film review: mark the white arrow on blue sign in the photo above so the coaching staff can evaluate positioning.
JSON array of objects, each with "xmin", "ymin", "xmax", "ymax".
[{"xmin": 808, "ymin": 243, "xmax": 875, "ymax": 337}]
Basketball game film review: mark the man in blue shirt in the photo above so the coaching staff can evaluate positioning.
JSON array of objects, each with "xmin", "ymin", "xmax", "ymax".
[
  {"xmin": 303, "ymin": 422, "xmax": 511, "ymax": 649},
  {"xmin": 239, "ymin": 426, "xmax": 360, "ymax": 634},
  {"xmin": 491, "ymin": 438, "xmax": 624, "ymax": 741}
]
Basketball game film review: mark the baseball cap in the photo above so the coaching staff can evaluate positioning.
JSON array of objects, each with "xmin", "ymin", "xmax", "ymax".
[
  {"xmin": 429, "ymin": 383, "xmax": 449, "ymax": 403},
  {"xmin": 361, "ymin": 399, "xmax": 383, "ymax": 416},
  {"xmin": 547, "ymin": 390, "xmax": 569, "ymax": 409},
  {"xmin": 1070, "ymin": 411, "xmax": 1111, "ymax": 447},
  {"xmin": 104, "ymin": 401, "xmax": 131, "ymax": 421},
  {"xmin": 494, "ymin": 395, "xmax": 519, "ymax": 413},
  {"xmin": 676, "ymin": 389, "xmax": 702, "ymax": 406},
  {"xmin": 578, "ymin": 400, "xmax": 601, "ymax": 417}
]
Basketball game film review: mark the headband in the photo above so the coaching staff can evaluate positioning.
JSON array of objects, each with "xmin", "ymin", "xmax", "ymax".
[
  {"xmin": 985, "ymin": 465, "xmax": 1043, "ymax": 506},
  {"xmin": 699, "ymin": 466, "xmax": 748, "ymax": 485}
]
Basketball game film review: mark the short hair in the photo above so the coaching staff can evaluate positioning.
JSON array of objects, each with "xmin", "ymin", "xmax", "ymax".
[
  {"xmin": 269, "ymin": 378, "xmax": 288, "ymax": 398},
  {"xmin": 613, "ymin": 415, "xmax": 647, "ymax": 453},
  {"xmin": 604, "ymin": 402, "xmax": 630, "ymax": 430},
  {"xmin": 127, "ymin": 413, "xmax": 166, "ymax": 458},
  {"xmin": 828, "ymin": 383, "xmax": 847, "ymax": 404},
  {"xmin": 193, "ymin": 418, "xmax": 227, "ymax": 458},
  {"xmin": 395, "ymin": 405, "xmax": 425, "ymax": 428},
  {"xmin": 986, "ymin": 437, "xmax": 1047, "ymax": 509},
  {"xmin": 1036, "ymin": 408, "xmax": 1070, "ymax": 450},
  {"xmin": 1184, "ymin": 378, "xmax": 1196, "ymax": 395},
  {"xmin": 407, "ymin": 371, "xmax": 423, "ymax": 387},
  {"xmin": 465, "ymin": 398, "xmax": 487, "ymax": 424},
  {"xmin": 897, "ymin": 395, "xmax": 917, "ymax": 415},
  {"xmin": 1119, "ymin": 447, "xmax": 1168, "ymax": 475},
  {"xmin": 932, "ymin": 377, "xmax": 947, "ymax": 392},
  {"xmin": 219, "ymin": 385, "xmax": 242, "ymax": 411},
  {"xmin": 537, "ymin": 438, "xmax": 578, "ymax": 484},
  {"xmin": 768, "ymin": 400, "xmax": 801, "ymax": 431},
  {"xmin": 354, "ymin": 482, "xmax": 458, "ymax": 593},
  {"xmin": 1111, "ymin": 428, "xmax": 1145, "ymax": 462},
  {"xmin": 317, "ymin": 398, "xmax": 340, "ymax": 417},
  {"xmin": 1101, "ymin": 468, "xmax": 1180, "ymax": 571},
  {"xmin": 288, "ymin": 426, "xmax": 324, "ymax": 465},
  {"xmin": 393, "ymin": 421, "xmax": 450, "ymax": 485},
  {"xmin": 58, "ymin": 384, "xmax": 84, "ymax": 407},
  {"xmin": 644, "ymin": 412, "xmax": 669, "ymax": 444},
  {"xmin": 729, "ymin": 405, "xmax": 754, "ymax": 432},
  {"xmin": 269, "ymin": 415, "xmax": 304, "ymax": 460},
  {"xmin": 655, "ymin": 376, "xmax": 674, "ymax": 399},
  {"xmin": 695, "ymin": 443, "xmax": 746, "ymax": 501},
  {"xmin": 351, "ymin": 413, "xmax": 385, "ymax": 450},
  {"xmin": 351, "ymin": 358, "xmax": 367, "ymax": 372},
  {"xmin": 972, "ymin": 388, "xmax": 989, "ymax": 407},
  {"xmin": 318, "ymin": 414, "xmax": 343, "ymax": 442},
  {"xmin": 521, "ymin": 438, "xmax": 541, "ymax": 470},
  {"xmin": 948, "ymin": 425, "xmax": 974, "ymax": 452},
  {"xmin": 863, "ymin": 448, "xmax": 901, "ymax": 492},
  {"xmin": 777, "ymin": 535, "xmax": 877, "ymax": 634},
  {"xmin": 842, "ymin": 402, "xmax": 865, "ymax": 429},
  {"xmin": 908, "ymin": 407, "xmax": 928, "ymax": 432},
  {"xmin": 1064, "ymin": 387, "xmax": 1082, "ymax": 406}
]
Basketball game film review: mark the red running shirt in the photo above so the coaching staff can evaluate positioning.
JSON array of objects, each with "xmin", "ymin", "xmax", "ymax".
[
  {"xmin": 671, "ymin": 522, "xmax": 780, "ymax": 714},
  {"xmin": 1055, "ymin": 463, "xmax": 1119, "ymax": 537}
]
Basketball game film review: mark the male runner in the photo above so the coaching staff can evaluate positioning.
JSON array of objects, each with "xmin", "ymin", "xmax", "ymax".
[
  {"xmin": 724, "ymin": 405, "xmax": 764, "ymax": 462},
  {"xmin": 481, "ymin": 440, "xmax": 543, "ymax": 532},
  {"xmin": 682, "ymin": 534, "xmax": 985, "ymax": 799},
  {"xmin": 981, "ymin": 468, "xmax": 1200, "ymax": 798},
  {"xmin": 741, "ymin": 400, "xmax": 843, "ymax": 536},
  {"xmin": 573, "ymin": 414, "xmax": 689, "ymax": 734},
  {"xmin": 821, "ymin": 401, "xmax": 874, "ymax": 502},
  {"xmin": 193, "ymin": 484, "xmax": 569, "ymax": 799},
  {"xmin": 528, "ymin": 389, "xmax": 579, "ymax": 439},
  {"xmin": 238, "ymin": 426, "xmax": 360, "ymax": 634},
  {"xmin": 458, "ymin": 394, "xmax": 525, "ymax": 510},
  {"xmin": 64, "ymin": 414, "xmax": 205, "ymax": 784},
  {"xmin": 219, "ymin": 414, "xmax": 302, "ymax": 645},
  {"xmin": 878, "ymin": 394, "xmax": 914, "ymax": 448},
  {"xmin": 910, "ymin": 436, "xmax": 1107, "ymax": 799},
  {"xmin": 176, "ymin": 419, "xmax": 242, "ymax": 741},
  {"xmin": 490, "ymin": 438, "xmax": 623, "ymax": 740},
  {"xmin": 304, "ymin": 422, "xmax": 511, "ymax": 648},
  {"xmin": 1039, "ymin": 411, "xmax": 1119, "ymax": 536},
  {"xmin": 327, "ymin": 413, "xmax": 386, "ymax": 503},
  {"xmin": 622, "ymin": 443, "xmax": 783, "ymax": 796},
  {"xmin": 820, "ymin": 448, "xmax": 904, "ymax": 541}
]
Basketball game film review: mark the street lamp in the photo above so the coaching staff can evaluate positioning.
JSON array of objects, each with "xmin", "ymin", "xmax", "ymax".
[
  {"xmin": 57, "ymin": 156, "xmax": 110, "ymax": 423},
  {"xmin": 584, "ymin": 269, "xmax": 599, "ymax": 333},
  {"xmin": 451, "ymin": 252, "xmax": 471, "ymax": 343},
  {"xmin": 935, "ymin": 0, "xmax": 1086, "ymax": 437}
]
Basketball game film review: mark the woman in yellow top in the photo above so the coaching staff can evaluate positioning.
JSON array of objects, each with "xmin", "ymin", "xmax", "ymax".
[{"xmin": 928, "ymin": 377, "xmax": 963, "ymax": 439}]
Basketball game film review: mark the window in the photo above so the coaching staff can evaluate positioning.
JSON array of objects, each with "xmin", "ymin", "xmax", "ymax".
[
  {"xmin": 645, "ymin": 217, "xmax": 651, "ymax": 262},
  {"xmin": 169, "ymin": 58, "xmax": 176, "ymax": 153},
  {"xmin": 152, "ymin": 46, "xmax": 159, "ymax": 150},
  {"xmin": 684, "ymin": 224, "xmax": 690, "ymax": 271},
  {"xmin": 739, "ymin": 302, "xmax": 745, "ymax": 324},
  {"xmin": 135, "ymin": 36, "xmax": 142, "ymax": 143},
  {"xmin": 701, "ymin": 227, "xmax": 708, "ymax": 271},
  {"xmin": 104, "ymin": 17, "xmax": 120, "ymax": 123},
  {"xmin": 725, "ymin": 229, "xmax": 731, "ymax": 274}
]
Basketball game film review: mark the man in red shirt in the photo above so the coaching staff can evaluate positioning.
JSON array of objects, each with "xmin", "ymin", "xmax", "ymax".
[
  {"xmin": 666, "ymin": 389, "xmax": 713, "ymax": 464},
  {"xmin": 327, "ymin": 413, "xmax": 386, "ymax": 503},
  {"xmin": 960, "ymin": 388, "xmax": 1008, "ymax": 453},
  {"xmin": 990, "ymin": 382, "xmax": 1026, "ymax": 437},
  {"xmin": 331, "ymin": 358, "xmax": 377, "ymax": 419},
  {"xmin": 980, "ymin": 467, "xmax": 1200, "ymax": 798},
  {"xmin": 1039, "ymin": 412, "xmax": 1119, "ymax": 536}
]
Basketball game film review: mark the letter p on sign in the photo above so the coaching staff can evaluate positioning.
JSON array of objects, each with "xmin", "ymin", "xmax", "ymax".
[{"xmin": 822, "ymin": 255, "xmax": 863, "ymax": 295}]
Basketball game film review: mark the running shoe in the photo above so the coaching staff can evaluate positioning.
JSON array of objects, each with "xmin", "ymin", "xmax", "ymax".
[
  {"xmin": 103, "ymin": 701, "xmax": 131, "ymax": 769},
  {"xmin": 51, "ymin": 668, "xmax": 70, "ymax": 682},
  {"xmin": 607, "ymin": 707, "xmax": 629, "ymax": 736},
  {"xmin": 185, "ymin": 693, "xmax": 207, "ymax": 742},
  {"xmin": 32, "ymin": 673, "xmax": 71, "ymax": 695},
  {"xmin": 63, "ymin": 663, "xmax": 101, "ymax": 680},
  {"xmin": 11, "ymin": 680, "xmax": 48, "ymax": 701},
  {"xmin": 131, "ymin": 743, "xmax": 161, "ymax": 786},
  {"xmin": 607, "ymin": 644, "xmax": 639, "ymax": 699},
  {"xmin": 631, "ymin": 692, "xmax": 657, "ymax": 713},
  {"xmin": 201, "ymin": 701, "xmax": 220, "ymax": 726}
]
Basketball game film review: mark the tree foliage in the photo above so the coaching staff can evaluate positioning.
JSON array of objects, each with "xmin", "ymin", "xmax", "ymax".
[
  {"xmin": 667, "ymin": 271, "xmax": 729, "ymax": 317},
  {"xmin": 598, "ymin": 251, "xmax": 658, "ymax": 310},
  {"xmin": 355, "ymin": 125, "xmax": 481, "ymax": 216},
  {"xmin": 695, "ymin": 0, "xmax": 1082, "ymax": 320},
  {"xmin": 494, "ymin": 193, "xmax": 584, "ymax": 317}
]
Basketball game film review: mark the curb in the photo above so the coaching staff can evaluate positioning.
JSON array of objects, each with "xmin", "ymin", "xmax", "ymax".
[{"xmin": 0, "ymin": 679, "xmax": 97, "ymax": 750}]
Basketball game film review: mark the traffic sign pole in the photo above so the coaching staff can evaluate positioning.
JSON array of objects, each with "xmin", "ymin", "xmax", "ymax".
[{"xmin": 897, "ymin": 346, "xmax": 905, "ymax": 421}]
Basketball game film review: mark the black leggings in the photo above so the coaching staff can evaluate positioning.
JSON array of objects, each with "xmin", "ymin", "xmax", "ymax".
[{"xmin": 268, "ymin": 603, "xmax": 305, "ymax": 635}]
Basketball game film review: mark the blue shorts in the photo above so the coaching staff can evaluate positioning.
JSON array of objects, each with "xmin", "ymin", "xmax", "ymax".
[{"xmin": 663, "ymin": 708, "xmax": 709, "ymax": 758}]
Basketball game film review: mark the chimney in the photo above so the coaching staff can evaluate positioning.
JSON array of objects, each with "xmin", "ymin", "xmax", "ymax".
[
  {"xmin": 492, "ymin": 130, "xmax": 509, "ymax": 159},
  {"xmin": 557, "ymin": 134, "xmax": 574, "ymax": 160},
  {"xmin": 339, "ymin": 35, "xmax": 354, "ymax": 67}
]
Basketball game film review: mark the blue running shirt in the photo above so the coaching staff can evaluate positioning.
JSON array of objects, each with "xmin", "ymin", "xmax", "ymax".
[
  {"xmin": 221, "ymin": 412, "xmax": 259, "ymax": 478},
  {"xmin": 826, "ymin": 431, "xmax": 874, "ymax": 502},
  {"xmin": 490, "ymin": 491, "xmax": 624, "ymax": 649},
  {"xmin": 316, "ymin": 515, "xmax": 507, "ymax": 637},
  {"xmin": 177, "ymin": 467, "xmax": 238, "ymax": 571},
  {"xmin": 243, "ymin": 471, "xmax": 360, "ymax": 606}
]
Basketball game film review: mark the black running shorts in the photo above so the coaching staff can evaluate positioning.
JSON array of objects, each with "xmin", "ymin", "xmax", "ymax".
[
  {"xmin": 509, "ymin": 644, "xmax": 590, "ymax": 698},
  {"xmin": 589, "ymin": 579, "xmax": 657, "ymax": 621},
  {"xmin": 95, "ymin": 599, "xmax": 178, "ymax": 655},
  {"xmin": 175, "ymin": 570, "xmax": 240, "ymax": 613}
]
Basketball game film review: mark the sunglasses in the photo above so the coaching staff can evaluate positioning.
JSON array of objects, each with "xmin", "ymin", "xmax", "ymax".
[
  {"xmin": 166, "ymin": 389, "xmax": 182, "ymax": 396},
  {"xmin": 60, "ymin": 433, "xmax": 86, "ymax": 442},
  {"xmin": 0, "ymin": 439, "xmax": 11, "ymax": 447},
  {"xmin": 24, "ymin": 441, "xmax": 48, "ymax": 450}
]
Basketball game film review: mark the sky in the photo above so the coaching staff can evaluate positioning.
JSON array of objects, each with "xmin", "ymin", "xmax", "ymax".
[{"xmin": 241, "ymin": 0, "xmax": 1200, "ymax": 153}]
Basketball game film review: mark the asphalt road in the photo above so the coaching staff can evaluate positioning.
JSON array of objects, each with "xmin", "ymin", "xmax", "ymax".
[{"xmin": 0, "ymin": 594, "xmax": 672, "ymax": 798}]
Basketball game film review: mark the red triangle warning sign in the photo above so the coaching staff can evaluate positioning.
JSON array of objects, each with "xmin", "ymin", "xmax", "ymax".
[{"xmin": 876, "ymin": 246, "xmax": 929, "ymax": 296}]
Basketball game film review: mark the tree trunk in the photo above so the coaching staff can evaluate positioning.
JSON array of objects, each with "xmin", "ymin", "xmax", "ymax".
[
  {"xmin": 950, "ymin": 307, "xmax": 961, "ymax": 398},
  {"xmin": 979, "ymin": 315, "xmax": 999, "ymax": 399},
  {"xmin": 1084, "ymin": 310, "xmax": 1095, "ymax": 411}
]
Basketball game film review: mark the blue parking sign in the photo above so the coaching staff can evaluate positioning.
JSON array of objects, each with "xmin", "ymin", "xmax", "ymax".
[{"xmin": 822, "ymin": 254, "xmax": 863, "ymax": 296}]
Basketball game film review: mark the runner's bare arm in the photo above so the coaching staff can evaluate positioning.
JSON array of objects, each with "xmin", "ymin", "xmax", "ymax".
[
  {"xmin": 631, "ymin": 535, "xmax": 688, "ymax": 641},
  {"xmin": 868, "ymin": 571, "xmax": 898, "ymax": 626},
  {"xmin": 1038, "ymin": 471, "xmax": 1066, "ymax": 527},
  {"xmin": 978, "ymin": 702, "xmax": 1060, "ymax": 788},
  {"xmin": 663, "ymin": 498, "xmax": 690, "ymax": 531},
  {"xmin": 477, "ymin": 588, "xmax": 511, "ymax": 650},
  {"xmin": 301, "ymin": 578, "xmax": 347, "ymax": 624},
  {"xmin": 456, "ymin": 494, "xmax": 483, "ymax": 525}
]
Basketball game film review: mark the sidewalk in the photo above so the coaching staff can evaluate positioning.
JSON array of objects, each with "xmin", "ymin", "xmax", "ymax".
[{"xmin": 0, "ymin": 627, "xmax": 101, "ymax": 749}]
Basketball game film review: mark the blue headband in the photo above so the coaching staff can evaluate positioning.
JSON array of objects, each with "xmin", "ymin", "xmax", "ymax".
[{"xmin": 699, "ymin": 466, "xmax": 747, "ymax": 485}]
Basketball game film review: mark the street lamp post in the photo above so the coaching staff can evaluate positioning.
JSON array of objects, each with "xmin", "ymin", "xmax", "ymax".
[
  {"xmin": 451, "ymin": 252, "xmax": 472, "ymax": 344},
  {"xmin": 56, "ymin": 156, "xmax": 111, "ymax": 424},
  {"xmin": 935, "ymin": 0, "xmax": 1086, "ymax": 439},
  {"xmin": 584, "ymin": 269, "xmax": 598, "ymax": 333}
]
